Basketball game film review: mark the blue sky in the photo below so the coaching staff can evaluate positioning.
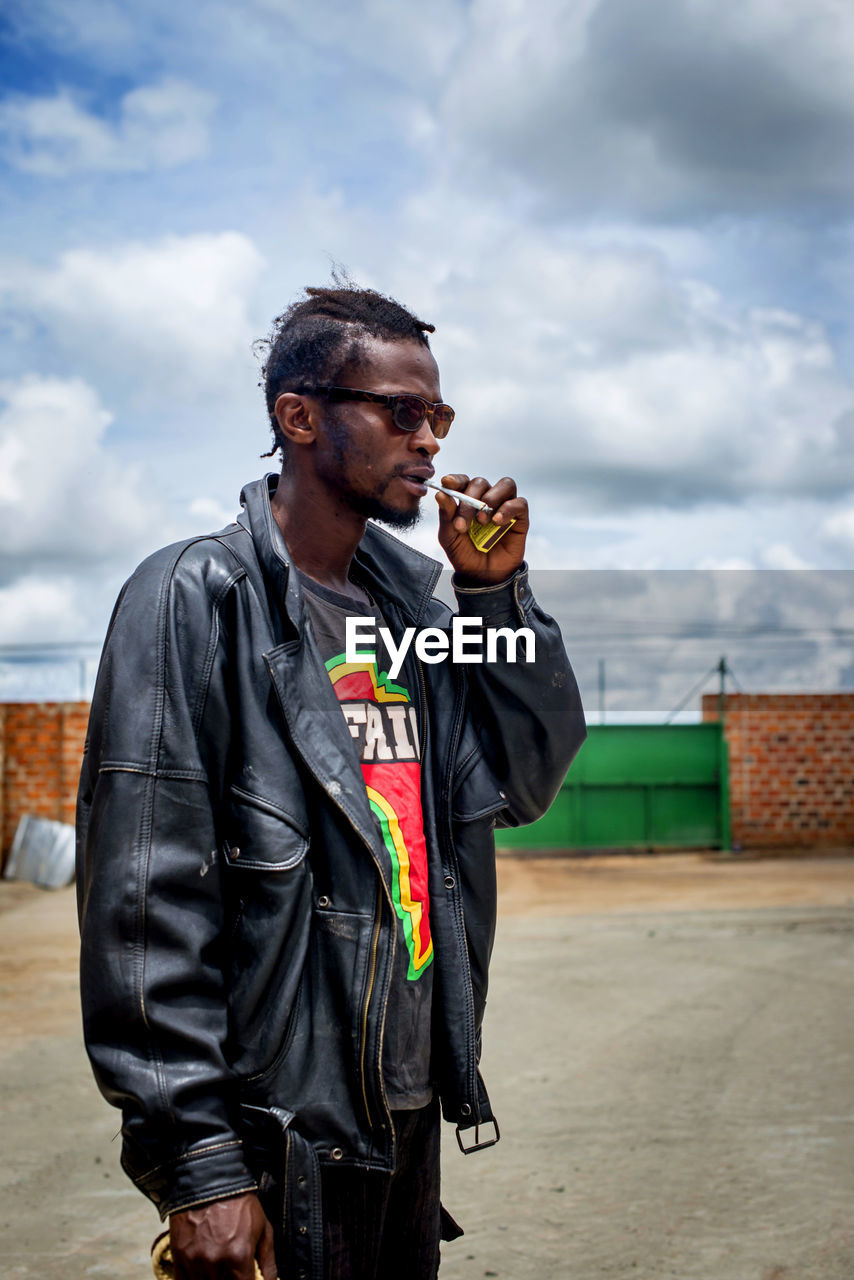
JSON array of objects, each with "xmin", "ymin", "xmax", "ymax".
[{"xmin": 1, "ymin": 0, "xmax": 853, "ymax": 666}]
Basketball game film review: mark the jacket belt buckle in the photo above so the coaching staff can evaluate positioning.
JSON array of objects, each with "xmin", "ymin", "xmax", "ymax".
[{"xmin": 455, "ymin": 1118, "xmax": 500, "ymax": 1154}]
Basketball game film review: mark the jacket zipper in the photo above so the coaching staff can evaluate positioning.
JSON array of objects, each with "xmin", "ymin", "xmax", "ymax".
[
  {"xmin": 416, "ymin": 659, "xmax": 428, "ymax": 766},
  {"xmin": 282, "ymin": 1129, "xmax": 291, "ymax": 1244},
  {"xmin": 359, "ymin": 880, "xmax": 384, "ymax": 1130}
]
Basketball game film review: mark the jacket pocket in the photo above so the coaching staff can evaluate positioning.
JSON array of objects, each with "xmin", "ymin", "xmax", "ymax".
[
  {"xmin": 222, "ymin": 788, "xmax": 313, "ymax": 1078},
  {"xmin": 452, "ymin": 750, "xmax": 506, "ymax": 823},
  {"xmin": 223, "ymin": 785, "xmax": 309, "ymax": 870}
]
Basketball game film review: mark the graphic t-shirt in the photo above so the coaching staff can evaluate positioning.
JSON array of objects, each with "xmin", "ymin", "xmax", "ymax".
[{"xmin": 298, "ymin": 571, "xmax": 434, "ymax": 1110}]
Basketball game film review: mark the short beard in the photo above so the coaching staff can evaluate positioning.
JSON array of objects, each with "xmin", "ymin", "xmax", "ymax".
[{"xmin": 344, "ymin": 492, "xmax": 423, "ymax": 531}]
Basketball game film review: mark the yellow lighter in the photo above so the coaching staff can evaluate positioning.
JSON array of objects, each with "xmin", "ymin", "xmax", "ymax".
[{"xmin": 467, "ymin": 516, "xmax": 517, "ymax": 552}]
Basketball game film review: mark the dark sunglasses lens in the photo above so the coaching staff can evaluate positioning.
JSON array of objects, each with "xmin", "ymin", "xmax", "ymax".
[
  {"xmin": 392, "ymin": 396, "xmax": 428, "ymax": 432},
  {"xmin": 431, "ymin": 405, "xmax": 454, "ymax": 439}
]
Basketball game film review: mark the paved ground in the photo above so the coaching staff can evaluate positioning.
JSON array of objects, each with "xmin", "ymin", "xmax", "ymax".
[{"xmin": 2, "ymin": 854, "xmax": 853, "ymax": 1279}]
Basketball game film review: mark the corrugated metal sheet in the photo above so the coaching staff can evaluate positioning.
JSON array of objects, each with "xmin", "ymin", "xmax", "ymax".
[{"xmin": 4, "ymin": 815, "xmax": 76, "ymax": 888}]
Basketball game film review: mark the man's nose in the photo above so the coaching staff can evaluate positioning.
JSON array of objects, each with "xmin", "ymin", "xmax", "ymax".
[{"xmin": 409, "ymin": 417, "xmax": 441, "ymax": 455}]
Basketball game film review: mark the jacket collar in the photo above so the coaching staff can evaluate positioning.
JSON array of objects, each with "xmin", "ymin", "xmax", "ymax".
[{"xmin": 238, "ymin": 474, "xmax": 443, "ymax": 627}]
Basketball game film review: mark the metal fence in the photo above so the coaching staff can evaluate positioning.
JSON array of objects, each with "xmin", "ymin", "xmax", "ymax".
[{"xmin": 496, "ymin": 722, "xmax": 728, "ymax": 851}]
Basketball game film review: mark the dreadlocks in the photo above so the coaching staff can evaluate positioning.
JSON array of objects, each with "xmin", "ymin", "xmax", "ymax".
[{"xmin": 256, "ymin": 280, "xmax": 436, "ymax": 460}]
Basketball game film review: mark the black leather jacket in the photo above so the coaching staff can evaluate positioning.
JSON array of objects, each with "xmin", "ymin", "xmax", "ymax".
[{"xmin": 77, "ymin": 475, "xmax": 585, "ymax": 1269}]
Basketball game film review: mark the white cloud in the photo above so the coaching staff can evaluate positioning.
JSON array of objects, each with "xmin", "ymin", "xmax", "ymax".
[
  {"xmin": 242, "ymin": 188, "xmax": 854, "ymax": 547},
  {"xmin": 0, "ymin": 79, "xmax": 215, "ymax": 176},
  {"xmin": 695, "ymin": 556, "xmax": 756, "ymax": 571},
  {"xmin": 249, "ymin": 0, "xmax": 465, "ymax": 78},
  {"xmin": 188, "ymin": 496, "xmax": 239, "ymax": 529},
  {"xmin": 0, "ymin": 375, "xmax": 160, "ymax": 567},
  {"xmin": 821, "ymin": 506, "xmax": 854, "ymax": 551},
  {"xmin": 3, "ymin": 231, "xmax": 265, "ymax": 393},
  {"xmin": 397, "ymin": 220, "xmax": 854, "ymax": 512},
  {"xmin": 442, "ymin": 0, "xmax": 854, "ymax": 219},
  {"xmin": 760, "ymin": 543, "xmax": 814, "ymax": 571},
  {"xmin": 0, "ymin": 576, "xmax": 85, "ymax": 644},
  {"xmin": 527, "ymin": 492, "xmax": 854, "ymax": 571},
  {"xmin": 1, "ymin": 203, "xmax": 847, "ymax": 573},
  {"xmin": 0, "ymin": 373, "xmax": 191, "ymax": 644},
  {"xmin": 551, "ymin": 310, "xmax": 853, "ymax": 504}
]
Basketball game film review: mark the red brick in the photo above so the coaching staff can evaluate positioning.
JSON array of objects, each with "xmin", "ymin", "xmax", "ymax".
[
  {"xmin": 1, "ymin": 701, "xmax": 91, "ymax": 865},
  {"xmin": 712, "ymin": 693, "xmax": 854, "ymax": 850}
]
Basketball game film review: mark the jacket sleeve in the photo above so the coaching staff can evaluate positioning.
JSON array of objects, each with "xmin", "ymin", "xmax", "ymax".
[
  {"xmin": 76, "ymin": 542, "xmax": 257, "ymax": 1219},
  {"xmin": 452, "ymin": 563, "xmax": 586, "ymax": 826}
]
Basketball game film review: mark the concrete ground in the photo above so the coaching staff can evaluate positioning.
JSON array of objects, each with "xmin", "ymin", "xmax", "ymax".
[{"xmin": 2, "ymin": 853, "xmax": 853, "ymax": 1279}]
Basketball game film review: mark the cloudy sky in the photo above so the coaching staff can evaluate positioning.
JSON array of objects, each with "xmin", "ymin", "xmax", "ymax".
[{"xmin": 1, "ymin": 0, "xmax": 853, "ymax": 696}]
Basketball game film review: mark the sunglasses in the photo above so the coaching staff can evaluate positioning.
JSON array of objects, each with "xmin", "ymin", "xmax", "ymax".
[{"xmin": 306, "ymin": 386, "xmax": 455, "ymax": 439}]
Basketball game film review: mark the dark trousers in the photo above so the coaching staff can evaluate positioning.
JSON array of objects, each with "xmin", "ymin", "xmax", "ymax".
[{"xmin": 321, "ymin": 1098, "xmax": 443, "ymax": 1280}]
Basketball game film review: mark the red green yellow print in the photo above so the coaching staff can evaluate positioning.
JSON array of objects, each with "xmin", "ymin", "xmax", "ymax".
[{"xmin": 326, "ymin": 656, "xmax": 433, "ymax": 980}]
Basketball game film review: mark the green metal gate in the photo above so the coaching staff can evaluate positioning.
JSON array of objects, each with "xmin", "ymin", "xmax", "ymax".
[{"xmin": 496, "ymin": 723, "xmax": 729, "ymax": 852}]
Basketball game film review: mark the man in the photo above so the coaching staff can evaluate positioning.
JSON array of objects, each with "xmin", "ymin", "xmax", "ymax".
[{"xmin": 77, "ymin": 284, "xmax": 585, "ymax": 1279}]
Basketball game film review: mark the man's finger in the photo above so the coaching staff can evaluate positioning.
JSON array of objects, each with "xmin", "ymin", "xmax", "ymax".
[
  {"xmin": 479, "ymin": 476, "xmax": 517, "ymax": 514},
  {"xmin": 437, "ymin": 474, "xmax": 495, "ymax": 531},
  {"xmin": 439, "ymin": 472, "xmax": 470, "ymax": 492},
  {"xmin": 489, "ymin": 496, "xmax": 529, "ymax": 529},
  {"xmin": 434, "ymin": 488, "xmax": 474, "ymax": 534},
  {"xmin": 441, "ymin": 474, "xmax": 492, "ymax": 506},
  {"xmin": 257, "ymin": 1218, "xmax": 278, "ymax": 1280}
]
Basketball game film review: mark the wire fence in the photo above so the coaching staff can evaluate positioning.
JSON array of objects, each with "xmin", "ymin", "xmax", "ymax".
[{"xmin": 0, "ymin": 643, "xmax": 102, "ymax": 702}]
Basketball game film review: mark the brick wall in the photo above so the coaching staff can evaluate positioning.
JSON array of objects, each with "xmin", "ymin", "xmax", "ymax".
[
  {"xmin": 2, "ymin": 695, "xmax": 852, "ymax": 861},
  {"xmin": 702, "ymin": 693, "xmax": 854, "ymax": 849},
  {"xmin": 0, "ymin": 702, "xmax": 90, "ymax": 865}
]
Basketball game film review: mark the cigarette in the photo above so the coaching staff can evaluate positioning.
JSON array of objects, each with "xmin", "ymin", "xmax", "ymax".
[{"xmin": 425, "ymin": 480, "xmax": 493, "ymax": 514}]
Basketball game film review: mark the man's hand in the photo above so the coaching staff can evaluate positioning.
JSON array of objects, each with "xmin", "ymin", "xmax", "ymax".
[
  {"xmin": 169, "ymin": 1192, "xmax": 277, "ymax": 1280},
  {"xmin": 435, "ymin": 473, "xmax": 529, "ymax": 585}
]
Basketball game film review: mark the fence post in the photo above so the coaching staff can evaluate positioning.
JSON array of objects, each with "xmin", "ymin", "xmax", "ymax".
[{"xmin": 717, "ymin": 658, "xmax": 731, "ymax": 851}]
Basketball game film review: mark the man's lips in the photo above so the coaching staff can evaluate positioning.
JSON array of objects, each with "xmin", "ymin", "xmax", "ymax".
[{"xmin": 398, "ymin": 468, "xmax": 434, "ymax": 496}]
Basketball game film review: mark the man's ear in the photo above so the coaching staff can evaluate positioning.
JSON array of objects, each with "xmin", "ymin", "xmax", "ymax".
[{"xmin": 274, "ymin": 393, "xmax": 317, "ymax": 448}]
